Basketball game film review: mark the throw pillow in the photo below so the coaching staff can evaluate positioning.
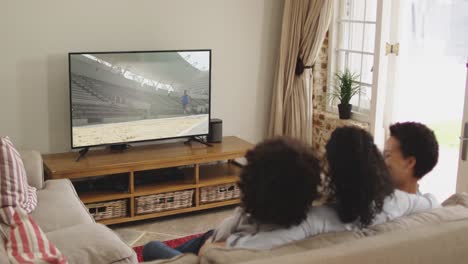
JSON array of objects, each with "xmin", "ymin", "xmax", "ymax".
[
  {"xmin": 0, "ymin": 136, "xmax": 37, "ymax": 213},
  {"xmin": 0, "ymin": 206, "xmax": 67, "ymax": 264}
]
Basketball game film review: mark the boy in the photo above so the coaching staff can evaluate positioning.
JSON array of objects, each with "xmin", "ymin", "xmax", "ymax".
[{"xmin": 383, "ymin": 122, "xmax": 439, "ymax": 194}]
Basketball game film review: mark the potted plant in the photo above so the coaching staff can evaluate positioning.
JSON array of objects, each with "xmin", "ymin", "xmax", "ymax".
[{"xmin": 330, "ymin": 69, "xmax": 361, "ymax": 119}]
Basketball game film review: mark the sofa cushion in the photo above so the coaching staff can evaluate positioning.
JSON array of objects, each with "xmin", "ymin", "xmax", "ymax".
[
  {"xmin": 19, "ymin": 150, "xmax": 44, "ymax": 190},
  {"xmin": 0, "ymin": 206, "xmax": 67, "ymax": 264},
  {"xmin": 30, "ymin": 179, "xmax": 94, "ymax": 233},
  {"xmin": 46, "ymin": 223, "xmax": 136, "ymax": 264},
  {"xmin": 142, "ymin": 254, "xmax": 199, "ymax": 264},
  {"xmin": 0, "ymin": 136, "xmax": 37, "ymax": 213},
  {"xmin": 201, "ymin": 231, "xmax": 364, "ymax": 264},
  {"xmin": 240, "ymin": 220, "xmax": 468, "ymax": 264}
]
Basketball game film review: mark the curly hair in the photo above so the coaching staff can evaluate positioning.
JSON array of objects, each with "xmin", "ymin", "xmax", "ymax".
[
  {"xmin": 389, "ymin": 122, "xmax": 439, "ymax": 179},
  {"xmin": 239, "ymin": 137, "xmax": 321, "ymax": 228},
  {"xmin": 325, "ymin": 126, "xmax": 394, "ymax": 227}
]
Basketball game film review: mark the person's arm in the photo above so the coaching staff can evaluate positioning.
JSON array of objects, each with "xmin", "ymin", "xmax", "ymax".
[
  {"xmin": 404, "ymin": 192, "xmax": 440, "ymax": 213},
  {"xmin": 210, "ymin": 207, "xmax": 244, "ymax": 243},
  {"xmin": 198, "ymin": 238, "xmax": 226, "ymax": 256},
  {"xmin": 382, "ymin": 190, "xmax": 441, "ymax": 222},
  {"xmin": 220, "ymin": 206, "xmax": 342, "ymax": 250},
  {"xmin": 224, "ymin": 227, "xmax": 303, "ymax": 250}
]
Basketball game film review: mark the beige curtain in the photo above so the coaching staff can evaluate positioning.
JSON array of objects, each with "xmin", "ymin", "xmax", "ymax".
[{"xmin": 268, "ymin": 0, "xmax": 333, "ymax": 144}]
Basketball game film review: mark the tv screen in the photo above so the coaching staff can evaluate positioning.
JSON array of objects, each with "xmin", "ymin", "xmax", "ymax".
[{"xmin": 69, "ymin": 50, "xmax": 211, "ymax": 149}]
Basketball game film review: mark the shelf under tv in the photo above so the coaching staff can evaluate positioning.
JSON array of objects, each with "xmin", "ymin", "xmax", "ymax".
[{"xmin": 42, "ymin": 136, "xmax": 252, "ymax": 225}]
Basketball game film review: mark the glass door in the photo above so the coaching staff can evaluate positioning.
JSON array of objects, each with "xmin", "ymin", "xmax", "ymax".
[{"xmin": 385, "ymin": 0, "xmax": 468, "ymax": 201}]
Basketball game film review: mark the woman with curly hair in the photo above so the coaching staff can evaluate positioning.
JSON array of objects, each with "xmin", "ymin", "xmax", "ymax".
[
  {"xmin": 143, "ymin": 137, "xmax": 322, "ymax": 261},
  {"xmin": 223, "ymin": 126, "xmax": 439, "ymax": 249}
]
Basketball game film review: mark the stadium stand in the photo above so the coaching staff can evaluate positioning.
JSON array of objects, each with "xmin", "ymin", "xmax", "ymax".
[{"xmin": 71, "ymin": 72, "xmax": 209, "ymax": 125}]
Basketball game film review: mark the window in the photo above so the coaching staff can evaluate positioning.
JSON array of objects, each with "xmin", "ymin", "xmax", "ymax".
[{"xmin": 328, "ymin": 0, "xmax": 378, "ymax": 119}]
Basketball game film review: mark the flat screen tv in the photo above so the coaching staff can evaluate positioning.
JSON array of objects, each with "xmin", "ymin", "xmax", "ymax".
[{"xmin": 69, "ymin": 49, "xmax": 211, "ymax": 149}]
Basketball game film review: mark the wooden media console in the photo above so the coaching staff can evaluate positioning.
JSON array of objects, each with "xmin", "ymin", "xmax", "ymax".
[{"xmin": 42, "ymin": 136, "xmax": 253, "ymax": 225}]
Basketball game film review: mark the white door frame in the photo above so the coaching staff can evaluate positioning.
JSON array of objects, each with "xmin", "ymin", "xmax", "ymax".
[
  {"xmin": 457, "ymin": 61, "xmax": 468, "ymax": 193},
  {"xmin": 369, "ymin": 0, "xmax": 392, "ymax": 148}
]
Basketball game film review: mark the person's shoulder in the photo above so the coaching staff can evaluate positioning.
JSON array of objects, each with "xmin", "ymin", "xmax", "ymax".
[
  {"xmin": 390, "ymin": 189, "xmax": 441, "ymax": 209},
  {"xmin": 420, "ymin": 192, "xmax": 441, "ymax": 208},
  {"xmin": 382, "ymin": 190, "xmax": 409, "ymax": 209},
  {"xmin": 304, "ymin": 205, "xmax": 346, "ymax": 232},
  {"xmin": 390, "ymin": 189, "xmax": 428, "ymax": 201},
  {"xmin": 308, "ymin": 204, "xmax": 334, "ymax": 213},
  {"xmin": 305, "ymin": 205, "xmax": 340, "ymax": 222}
]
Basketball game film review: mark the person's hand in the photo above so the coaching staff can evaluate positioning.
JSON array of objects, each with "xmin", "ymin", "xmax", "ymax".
[{"xmin": 198, "ymin": 238, "xmax": 226, "ymax": 256}]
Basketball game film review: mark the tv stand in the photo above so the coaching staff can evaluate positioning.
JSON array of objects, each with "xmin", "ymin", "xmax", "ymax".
[
  {"xmin": 42, "ymin": 136, "xmax": 252, "ymax": 225},
  {"xmin": 75, "ymin": 147, "xmax": 90, "ymax": 162},
  {"xmin": 185, "ymin": 136, "xmax": 213, "ymax": 147},
  {"xmin": 109, "ymin": 144, "xmax": 131, "ymax": 152}
]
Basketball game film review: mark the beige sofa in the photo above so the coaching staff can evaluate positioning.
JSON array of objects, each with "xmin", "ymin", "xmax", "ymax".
[
  {"xmin": 203, "ymin": 194, "xmax": 468, "ymax": 264},
  {"xmin": 3, "ymin": 151, "xmax": 468, "ymax": 264},
  {"xmin": 153, "ymin": 195, "xmax": 468, "ymax": 264},
  {"xmin": 0, "ymin": 151, "xmax": 138, "ymax": 264}
]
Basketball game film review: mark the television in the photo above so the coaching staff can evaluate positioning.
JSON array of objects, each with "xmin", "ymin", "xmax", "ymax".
[{"xmin": 68, "ymin": 49, "xmax": 211, "ymax": 149}]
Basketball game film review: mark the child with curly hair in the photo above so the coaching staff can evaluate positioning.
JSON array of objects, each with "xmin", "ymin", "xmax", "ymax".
[{"xmin": 143, "ymin": 137, "xmax": 321, "ymax": 261}]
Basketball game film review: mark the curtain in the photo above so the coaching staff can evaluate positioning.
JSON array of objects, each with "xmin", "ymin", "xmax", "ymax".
[{"xmin": 268, "ymin": 0, "xmax": 333, "ymax": 144}]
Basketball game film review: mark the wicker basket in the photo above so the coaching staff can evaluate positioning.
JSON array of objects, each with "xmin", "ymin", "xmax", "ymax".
[
  {"xmin": 135, "ymin": 190, "xmax": 194, "ymax": 215},
  {"xmin": 200, "ymin": 183, "xmax": 240, "ymax": 204},
  {"xmin": 86, "ymin": 199, "xmax": 127, "ymax": 221}
]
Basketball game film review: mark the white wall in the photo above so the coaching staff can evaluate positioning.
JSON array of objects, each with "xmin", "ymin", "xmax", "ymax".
[{"xmin": 0, "ymin": 0, "xmax": 283, "ymax": 153}]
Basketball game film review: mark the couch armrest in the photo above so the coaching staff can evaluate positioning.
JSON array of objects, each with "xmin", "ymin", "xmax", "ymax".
[
  {"xmin": 19, "ymin": 150, "xmax": 44, "ymax": 190},
  {"xmin": 46, "ymin": 223, "xmax": 137, "ymax": 264}
]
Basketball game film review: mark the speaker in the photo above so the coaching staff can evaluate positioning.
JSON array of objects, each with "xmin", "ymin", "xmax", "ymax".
[{"xmin": 208, "ymin": 118, "xmax": 223, "ymax": 143}]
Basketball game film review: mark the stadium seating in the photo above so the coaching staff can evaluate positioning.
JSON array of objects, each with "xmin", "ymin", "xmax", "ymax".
[{"xmin": 71, "ymin": 73, "xmax": 210, "ymax": 124}]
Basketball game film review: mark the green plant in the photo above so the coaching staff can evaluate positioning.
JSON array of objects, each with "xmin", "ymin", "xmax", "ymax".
[{"xmin": 330, "ymin": 69, "xmax": 361, "ymax": 105}]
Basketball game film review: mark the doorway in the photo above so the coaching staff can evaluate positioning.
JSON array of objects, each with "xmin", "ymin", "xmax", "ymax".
[{"xmin": 385, "ymin": 0, "xmax": 467, "ymax": 201}]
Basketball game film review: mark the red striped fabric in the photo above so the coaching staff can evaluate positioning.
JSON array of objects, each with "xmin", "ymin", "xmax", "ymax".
[
  {"xmin": 0, "ymin": 137, "xmax": 37, "ymax": 213},
  {"xmin": 0, "ymin": 207, "xmax": 67, "ymax": 264}
]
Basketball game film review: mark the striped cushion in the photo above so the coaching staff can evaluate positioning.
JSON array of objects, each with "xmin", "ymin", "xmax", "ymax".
[
  {"xmin": 0, "ymin": 137, "xmax": 37, "ymax": 213},
  {"xmin": 0, "ymin": 207, "xmax": 67, "ymax": 264}
]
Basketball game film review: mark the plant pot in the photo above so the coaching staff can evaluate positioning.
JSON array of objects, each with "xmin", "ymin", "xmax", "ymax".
[{"xmin": 338, "ymin": 103, "xmax": 352, "ymax": 119}]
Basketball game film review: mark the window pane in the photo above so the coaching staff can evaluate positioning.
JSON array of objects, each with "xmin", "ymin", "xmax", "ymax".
[
  {"xmin": 360, "ymin": 54, "xmax": 374, "ymax": 84},
  {"xmin": 352, "ymin": 0, "xmax": 367, "ymax": 20},
  {"xmin": 363, "ymin": 24, "xmax": 376, "ymax": 53},
  {"xmin": 349, "ymin": 92, "xmax": 360, "ymax": 106},
  {"xmin": 330, "ymin": 0, "xmax": 377, "ymax": 117},
  {"xmin": 334, "ymin": 51, "xmax": 345, "ymax": 77},
  {"xmin": 339, "ymin": 22, "xmax": 365, "ymax": 51},
  {"xmin": 341, "ymin": 0, "xmax": 366, "ymax": 20},
  {"xmin": 365, "ymin": 0, "xmax": 378, "ymax": 22},
  {"xmin": 350, "ymin": 86, "xmax": 371, "ymax": 112},
  {"xmin": 344, "ymin": 52, "xmax": 362, "ymax": 76},
  {"xmin": 360, "ymin": 86, "xmax": 372, "ymax": 110}
]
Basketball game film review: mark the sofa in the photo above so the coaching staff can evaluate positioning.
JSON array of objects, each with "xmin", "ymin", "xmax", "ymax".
[
  {"xmin": 151, "ymin": 194, "xmax": 468, "ymax": 264},
  {"xmin": 0, "ymin": 150, "xmax": 138, "ymax": 264},
  {"xmin": 3, "ymin": 150, "xmax": 468, "ymax": 264}
]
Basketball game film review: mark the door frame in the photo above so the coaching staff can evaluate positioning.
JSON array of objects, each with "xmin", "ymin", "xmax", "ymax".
[
  {"xmin": 369, "ymin": 0, "xmax": 392, "ymax": 149},
  {"xmin": 456, "ymin": 61, "xmax": 468, "ymax": 192}
]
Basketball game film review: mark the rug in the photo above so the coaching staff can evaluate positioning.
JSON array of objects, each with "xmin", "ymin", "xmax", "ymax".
[{"xmin": 133, "ymin": 233, "xmax": 203, "ymax": 262}]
